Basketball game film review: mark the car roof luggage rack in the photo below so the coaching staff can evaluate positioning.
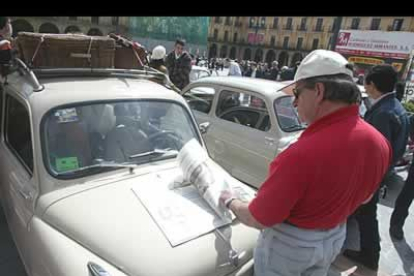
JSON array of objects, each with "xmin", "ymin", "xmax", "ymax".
[{"xmin": 2, "ymin": 32, "xmax": 180, "ymax": 93}]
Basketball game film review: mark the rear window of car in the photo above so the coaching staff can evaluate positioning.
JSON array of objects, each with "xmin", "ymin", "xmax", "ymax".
[{"xmin": 274, "ymin": 96, "xmax": 306, "ymax": 132}]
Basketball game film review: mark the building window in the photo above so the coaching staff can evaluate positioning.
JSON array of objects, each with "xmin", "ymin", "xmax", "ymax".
[
  {"xmin": 312, "ymin": 38, "xmax": 319, "ymax": 49},
  {"xmin": 91, "ymin": 17, "xmax": 99, "ymax": 24},
  {"xmin": 224, "ymin": 31, "xmax": 228, "ymax": 42},
  {"xmin": 225, "ymin": 17, "xmax": 231, "ymax": 26},
  {"xmin": 392, "ymin": 19, "xmax": 404, "ymax": 31},
  {"xmin": 315, "ymin": 18, "xmax": 323, "ymax": 31},
  {"xmin": 371, "ymin": 18, "xmax": 381, "ymax": 30},
  {"xmin": 351, "ymin": 18, "xmax": 360, "ymax": 29},
  {"xmin": 273, "ymin": 17, "xmax": 279, "ymax": 29},
  {"xmin": 286, "ymin": 18, "xmax": 293, "ymax": 30},
  {"xmin": 215, "ymin": 17, "xmax": 220, "ymax": 23},
  {"xmin": 331, "ymin": 18, "xmax": 338, "ymax": 32},
  {"xmin": 270, "ymin": 36, "xmax": 276, "ymax": 46},
  {"xmin": 249, "ymin": 17, "xmax": 256, "ymax": 28},
  {"xmin": 261, "ymin": 17, "xmax": 266, "ymax": 28},
  {"xmin": 235, "ymin": 16, "xmax": 240, "ymax": 26},
  {"xmin": 283, "ymin": 36, "xmax": 289, "ymax": 48},
  {"xmin": 233, "ymin": 32, "xmax": 238, "ymax": 43},
  {"xmin": 297, "ymin": 37, "xmax": 303, "ymax": 50},
  {"xmin": 69, "ymin": 17, "xmax": 77, "ymax": 21},
  {"xmin": 213, "ymin": 29, "xmax": 218, "ymax": 40},
  {"xmin": 112, "ymin": 17, "xmax": 119, "ymax": 26},
  {"xmin": 300, "ymin": 18, "xmax": 307, "ymax": 31}
]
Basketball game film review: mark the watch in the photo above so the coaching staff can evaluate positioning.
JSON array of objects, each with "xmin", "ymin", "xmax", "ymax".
[{"xmin": 224, "ymin": 197, "xmax": 236, "ymax": 209}]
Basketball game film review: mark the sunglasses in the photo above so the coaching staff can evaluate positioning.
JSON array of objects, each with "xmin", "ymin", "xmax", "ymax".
[{"xmin": 292, "ymin": 86, "xmax": 306, "ymax": 98}]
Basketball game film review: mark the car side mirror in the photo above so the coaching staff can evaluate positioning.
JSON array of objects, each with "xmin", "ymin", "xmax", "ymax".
[{"xmin": 199, "ymin": 122, "xmax": 210, "ymax": 134}]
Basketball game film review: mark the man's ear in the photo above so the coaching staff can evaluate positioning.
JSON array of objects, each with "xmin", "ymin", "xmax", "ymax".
[{"xmin": 315, "ymin": 82, "xmax": 325, "ymax": 103}]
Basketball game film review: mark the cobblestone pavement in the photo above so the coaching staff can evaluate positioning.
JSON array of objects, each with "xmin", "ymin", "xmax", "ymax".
[{"xmin": 330, "ymin": 166, "xmax": 414, "ymax": 276}]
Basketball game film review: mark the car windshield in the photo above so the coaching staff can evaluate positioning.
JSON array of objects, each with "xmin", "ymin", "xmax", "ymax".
[
  {"xmin": 43, "ymin": 100, "xmax": 200, "ymax": 178},
  {"xmin": 274, "ymin": 96, "xmax": 306, "ymax": 132}
]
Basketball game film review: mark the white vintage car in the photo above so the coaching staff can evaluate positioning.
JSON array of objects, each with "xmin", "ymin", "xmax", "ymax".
[
  {"xmin": 181, "ymin": 77, "xmax": 305, "ymax": 188},
  {"xmin": 0, "ymin": 63, "xmax": 258, "ymax": 276}
]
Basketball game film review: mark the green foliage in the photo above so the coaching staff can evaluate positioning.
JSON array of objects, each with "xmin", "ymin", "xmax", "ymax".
[{"xmin": 403, "ymin": 101, "xmax": 414, "ymax": 113}]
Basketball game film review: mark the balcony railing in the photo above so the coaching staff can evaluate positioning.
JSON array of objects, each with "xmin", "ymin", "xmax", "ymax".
[
  {"xmin": 297, "ymin": 25, "xmax": 307, "ymax": 31},
  {"xmin": 314, "ymin": 26, "xmax": 324, "ymax": 32},
  {"xmin": 283, "ymin": 24, "xmax": 293, "ymax": 31}
]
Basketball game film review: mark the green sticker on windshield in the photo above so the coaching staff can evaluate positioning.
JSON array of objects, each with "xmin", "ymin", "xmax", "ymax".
[{"xmin": 56, "ymin": 157, "xmax": 79, "ymax": 172}]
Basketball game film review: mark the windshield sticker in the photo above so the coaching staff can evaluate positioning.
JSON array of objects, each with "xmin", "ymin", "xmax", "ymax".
[
  {"xmin": 55, "ymin": 108, "xmax": 79, "ymax": 123},
  {"xmin": 56, "ymin": 157, "xmax": 79, "ymax": 172}
]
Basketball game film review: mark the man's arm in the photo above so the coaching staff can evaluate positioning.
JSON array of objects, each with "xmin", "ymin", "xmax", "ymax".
[
  {"xmin": 220, "ymin": 190, "xmax": 266, "ymax": 230},
  {"xmin": 229, "ymin": 199, "xmax": 266, "ymax": 229}
]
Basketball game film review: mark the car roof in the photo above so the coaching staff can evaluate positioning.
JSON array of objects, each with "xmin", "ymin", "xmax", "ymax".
[
  {"xmin": 5, "ymin": 69, "xmax": 186, "ymax": 116},
  {"xmin": 191, "ymin": 65, "xmax": 209, "ymax": 72},
  {"xmin": 190, "ymin": 76, "xmax": 292, "ymax": 98}
]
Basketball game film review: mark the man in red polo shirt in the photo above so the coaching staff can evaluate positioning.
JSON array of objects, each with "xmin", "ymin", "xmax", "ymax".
[{"xmin": 220, "ymin": 49, "xmax": 392, "ymax": 276}]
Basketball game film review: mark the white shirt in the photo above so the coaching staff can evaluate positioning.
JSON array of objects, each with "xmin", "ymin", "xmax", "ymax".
[
  {"xmin": 251, "ymin": 69, "xmax": 257, "ymax": 78},
  {"xmin": 371, "ymin": 92, "xmax": 395, "ymax": 107},
  {"xmin": 228, "ymin": 62, "xmax": 242, "ymax": 76}
]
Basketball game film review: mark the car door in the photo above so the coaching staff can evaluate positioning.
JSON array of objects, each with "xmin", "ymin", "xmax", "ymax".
[
  {"xmin": 0, "ymin": 92, "xmax": 37, "ymax": 264},
  {"xmin": 206, "ymin": 88, "xmax": 279, "ymax": 187}
]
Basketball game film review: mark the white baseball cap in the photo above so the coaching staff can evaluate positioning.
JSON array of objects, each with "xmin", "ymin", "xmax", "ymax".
[
  {"xmin": 278, "ymin": 50, "xmax": 353, "ymax": 91},
  {"xmin": 151, "ymin": 45, "xmax": 166, "ymax": 60}
]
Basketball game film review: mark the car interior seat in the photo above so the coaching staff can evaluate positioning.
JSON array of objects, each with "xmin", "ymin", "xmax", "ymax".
[{"xmin": 104, "ymin": 104, "xmax": 151, "ymax": 163}]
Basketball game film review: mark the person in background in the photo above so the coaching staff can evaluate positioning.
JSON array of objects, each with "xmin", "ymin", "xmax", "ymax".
[
  {"xmin": 224, "ymin": 58, "xmax": 242, "ymax": 76},
  {"xmin": 0, "ymin": 16, "xmax": 13, "ymax": 76},
  {"xmin": 165, "ymin": 39, "xmax": 192, "ymax": 90},
  {"xmin": 343, "ymin": 64, "xmax": 409, "ymax": 270},
  {"xmin": 269, "ymin": 61, "xmax": 279, "ymax": 81},
  {"xmin": 149, "ymin": 45, "xmax": 168, "ymax": 75}
]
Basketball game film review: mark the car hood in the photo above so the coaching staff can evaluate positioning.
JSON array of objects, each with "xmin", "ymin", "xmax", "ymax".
[{"xmin": 42, "ymin": 165, "xmax": 259, "ymax": 276}]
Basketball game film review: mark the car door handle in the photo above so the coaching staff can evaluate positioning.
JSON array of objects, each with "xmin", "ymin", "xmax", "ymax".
[
  {"xmin": 18, "ymin": 189, "xmax": 32, "ymax": 200},
  {"xmin": 199, "ymin": 122, "xmax": 211, "ymax": 134},
  {"xmin": 265, "ymin": 137, "xmax": 275, "ymax": 145}
]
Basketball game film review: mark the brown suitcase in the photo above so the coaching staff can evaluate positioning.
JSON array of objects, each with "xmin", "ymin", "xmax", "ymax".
[
  {"xmin": 109, "ymin": 33, "xmax": 148, "ymax": 69},
  {"xmin": 16, "ymin": 32, "xmax": 115, "ymax": 68}
]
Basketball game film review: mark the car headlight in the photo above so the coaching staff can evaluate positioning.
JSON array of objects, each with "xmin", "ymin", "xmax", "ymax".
[{"xmin": 88, "ymin": 262, "xmax": 112, "ymax": 276}]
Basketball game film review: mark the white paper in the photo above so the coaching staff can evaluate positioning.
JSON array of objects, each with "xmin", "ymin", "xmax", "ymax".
[
  {"xmin": 177, "ymin": 139, "xmax": 233, "ymax": 222},
  {"xmin": 131, "ymin": 168, "xmax": 233, "ymax": 246}
]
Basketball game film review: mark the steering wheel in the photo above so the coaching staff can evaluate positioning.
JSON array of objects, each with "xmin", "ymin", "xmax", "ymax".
[{"xmin": 147, "ymin": 130, "xmax": 182, "ymax": 150}]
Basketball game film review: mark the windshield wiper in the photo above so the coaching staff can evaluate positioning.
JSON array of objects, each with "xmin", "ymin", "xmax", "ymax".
[
  {"xmin": 58, "ymin": 162, "xmax": 137, "ymax": 176},
  {"xmin": 129, "ymin": 148, "xmax": 178, "ymax": 160},
  {"xmin": 283, "ymin": 124, "xmax": 306, "ymax": 131}
]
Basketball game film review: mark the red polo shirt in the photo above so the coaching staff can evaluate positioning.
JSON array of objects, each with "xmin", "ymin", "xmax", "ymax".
[{"xmin": 249, "ymin": 105, "xmax": 392, "ymax": 229}]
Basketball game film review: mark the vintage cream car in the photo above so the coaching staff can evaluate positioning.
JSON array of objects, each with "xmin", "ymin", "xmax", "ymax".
[
  {"xmin": 181, "ymin": 77, "xmax": 305, "ymax": 188},
  {"xmin": 0, "ymin": 63, "xmax": 258, "ymax": 276}
]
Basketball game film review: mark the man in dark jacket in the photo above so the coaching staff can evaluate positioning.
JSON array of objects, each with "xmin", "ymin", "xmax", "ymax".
[
  {"xmin": 165, "ymin": 39, "xmax": 192, "ymax": 90},
  {"xmin": 389, "ymin": 113, "xmax": 414, "ymax": 240},
  {"xmin": 343, "ymin": 64, "xmax": 410, "ymax": 270}
]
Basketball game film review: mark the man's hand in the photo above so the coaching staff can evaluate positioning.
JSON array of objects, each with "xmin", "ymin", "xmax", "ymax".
[{"xmin": 219, "ymin": 189, "xmax": 266, "ymax": 230}]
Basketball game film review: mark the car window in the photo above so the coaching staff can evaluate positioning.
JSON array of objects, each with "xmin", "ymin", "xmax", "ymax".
[
  {"xmin": 217, "ymin": 90, "xmax": 271, "ymax": 131},
  {"xmin": 274, "ymin": 96, "xmax": 305, "ymax": 132},
  {"xmin": 198, "ymin": 71, "xmax": 210, "ymax": 79},
  {"xmin": 220, "ymin": 109, "xmax": 261, "ymax": 128},
  {"xmin": 183, "ymin": 86, "xmax": 215, "ymax": 114},
  {"xmin": 43, "ymin": 100, "xmax": 200, "ymax": 179},
  {"xmin": 5, "ymin": 95, "xmax": 33, "ymax": 173}
]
